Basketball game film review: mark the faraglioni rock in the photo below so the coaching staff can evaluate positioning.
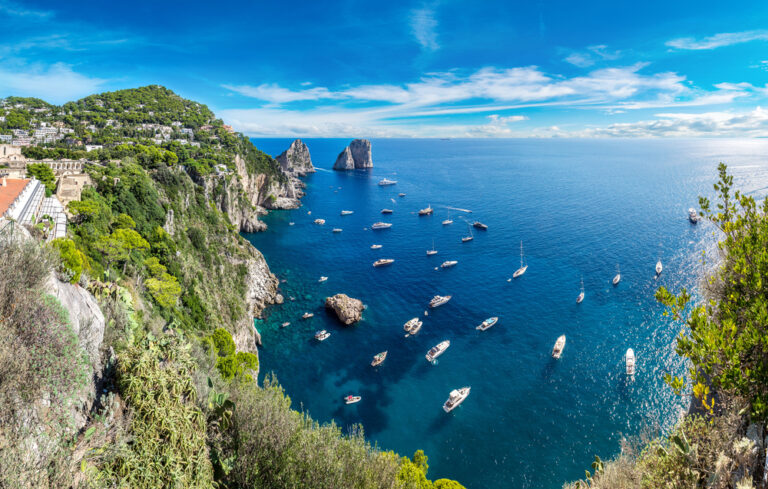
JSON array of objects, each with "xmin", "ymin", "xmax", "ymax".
[
  {"xmin": 333, "ymin": 139, "xmax": 373, "ymax": 170},
  {"xmin": 325, "ymin": 293, "xmax": 364, "ymax": 325},
  {"xmin": 275, "ymin": 139, "xmax": 315, "ymax": 176}
]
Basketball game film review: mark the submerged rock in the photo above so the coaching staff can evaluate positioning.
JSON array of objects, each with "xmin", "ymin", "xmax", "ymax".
[
  {"xmin": 333, "ymin": 139, "xmax": 373, "ymax": 170},
  {"xmin": 276, "ymin": 139, "xmax": 315, "ymax": 176},
  {"xmin": 325, "ymin": 293, "xmax": 364, "ymax": 325}
]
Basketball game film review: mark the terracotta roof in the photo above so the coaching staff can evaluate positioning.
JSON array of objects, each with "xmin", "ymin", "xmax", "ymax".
[{"xmin": 0, "ymin": 178, "xmax": 30, "ymax": 217}]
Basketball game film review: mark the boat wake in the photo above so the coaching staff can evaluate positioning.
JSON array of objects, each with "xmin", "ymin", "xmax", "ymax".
[{"xmin": 445, "ymin": 206, "xmax": 472, "ymax": 213}]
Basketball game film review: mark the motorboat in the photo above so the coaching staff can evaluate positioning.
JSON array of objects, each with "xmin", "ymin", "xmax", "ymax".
[
  {"xmin": 476, "ymin": 317, "xmax": 498, "ymax": 331},
  {"xmin": 418, "ymin": 205, "xmax": 434, "ymax": 216},
  {"xmin": 289, "ymin": 222, "xmax": 295, "ymax": 226},
  {"xmin": 688, "ymin": 208, "xmax": 701, "ymax": 223},
  {"xmin": 473, "ymin": 221, "xmax": 488, "ymax": 230},
  {"xmin": 441, "ymin": 260, "xmax": 458, "ymax": 268},
  {"xmin": 340, "ymin": 210, "xmax": 354, "ymax": 215},
  {"xmin": 429, "ymin": 295, "xmax": 452, "ymax": 308},
  {"xmin": 379, "ymin": 178, "xmax": 397, "ymax": 186},
  {"xmin": 370, "ymin": 244, "xmax": 383, "ymax": 249},
  {"xmin": 442, "ymin": 387, "xmax": 470, "ymax": 413},
  {"xmin": 381, "ymin": 209, "xmax": 394, "ymax": 214},
  {"xmin": 512, "ymin": 241, "xmax": 527, "ymax": 278},
  {"xmin": 399, "ymin": 193, "xmax": 406, "ymax": 197},
  {"xmin": 281, "ymin": 321, "xmax": 290, "ymax": 328},
  {"xmin": 426, "ymin": 340, "xmax": 450, "ymax": 362},
  {"xmin": 313, "ymin": 219, "xmax": 325, "ymax": 225},
  {"xmin": 345, "ymin": 395, "xmax": 361, "ymax": 404},
  {"xmin": 373, "ymin": 259, "xmax": 395, "ymax": 267},
  {"xmin": 656, "ymin": 260, "xmax": 663, "ymax": 275},
  {"xmin": 404, "ymin": 317, "xmax": 423, "ymax": 336},
  {"xmin": 315, "ymin": 330, "xmax": 330, "ymax": 341},
  {"xmin": 319, "ymin": 276, "xmax": 328, "ymax": 282},
  {"xmin": 576, "ymin": 277, "xmax": 585, "ymax": 304},
  {"xmin": 372, "ymin": 222, "xmax": 393, "ymax": 230},
  {"xmin": 302, "ymin": 312, "xmax": 314, "ymax": 319},
  {"xmin": 371, "ymin": 351, "xmax": 388, "ymax": 367},
  {"xmin": 552, "ymin": 335, "xmax": 566, "ymax": 359},
  {"xmin": 332, "ymin": 228, "xmax": 342, "ymax": 233},
  {"xmin": 613, "ymin": 265, "xmax": 621, "ymax": 285},
  {"xmin": 427, "ymin": 239, "xmax": 438, "ymax": 256},
  {"xmin": 626, "ymin": 348, "xmax": 636, "ymax": 376}
]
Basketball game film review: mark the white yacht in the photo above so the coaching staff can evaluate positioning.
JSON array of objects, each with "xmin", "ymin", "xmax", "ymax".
[
  {"xmin": 476, "ymin": 317, "xmax": 498, "ymax": 331},
  {"xmin": 429, "ymin": 295, "xmax": 452, "ymax": 308},
  {"xmin": 427, "ymin": 239, "xmax": 438, "ymax": 256},
  {"xmin": 370, "ymin": 244, "xmax": 383, "ymax": 249},
  {"xmin": 373, "ymin": 258, "xmax": 395, "ymax": 267},
  {"xmin": 512, "ymin": 241, "xmax": 528, "ymax": 278},
  {"xmin": 371, "ymin": 222, "xmax": 393, "ymax": 230},
  {"xmin": 381, "ymin": 208, "xmax": 394, "ymax": 214},
  {"xmin": 613, "ymin": 265, "xmax": 621, "ymax": 285},
  {"xmin": 318, "ymin": 276, "xmax": 328, "ymax": 282},
  {"xmin": 656, "ymin": 260, "xmax": 663, "ymax": 275},
  {"xmin": 332, "ymin": 228, "xmax": 342, "ymax": 233},
  {"xmin": 626, "ymin": 348, "xmax": 636, "ymax": 376},
  {"xmin": 399, "ymin": 193, "xmax": 406, "ymax": 197},
  {"xmin": 576, "ymin": 277, "xmax": 585, "ymax": 304},
  {"xmin": 314, "ymin": 330, "xmax": 330, "ymax": 341},
  {"xmin": 289, "ymin": 222, "xmax": 295, "ymax": 226},
  {"xmin": 688, "ymin": 208, "xmax": 700, "ymax": 223},
  {"xmin": 404, "ymin": 317, "xmax": 423, "ymax": 336},
  {"xmin": 552, "ymin": 335, "xmax": 566, "ymax": 359},
  {"xmin": 379, "ymin": 178, "xmax": 397, "ymax": 186},
  {"xmin": 418, "ymin": 205, "xmax": 434, "ymax": 216},
  {"xmin": 426, "ymin": 340, "xmax": 450, "ymax": 362},
  {"xmin": 371, "ymin": 351, "xmax": 388, "ymax": 367},
  {"xmin": 442, "ymin": 387, "xmax": 470, "ymax": 413},
  {"xmin": 345, "ymin": 395, "xmax": 361, "ymax": 404},
  {"xmin": 314, "ymin": 219, "xmax": 326, "ymax": 225},
  {"xmin": 441, "ymin": 260, "xmax": 458, "ymax": 268},
  {"xmin": 340, "ymin": 210, "xmax": 354, "ymax": 215}
]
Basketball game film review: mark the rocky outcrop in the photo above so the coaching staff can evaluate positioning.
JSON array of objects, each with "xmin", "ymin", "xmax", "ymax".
[
  {"xmin": 325, "ymin": 294, "xmax": 364, "ymax": 325},
  {"xmin": 276, "ymin": 139, "xmax": 315, "ymax": 176},
  {"xmin": 232, "ymin": 247, "xmax": 279, "ymax": 353},
  {"xmin": 333, "ymin": 139, "xmax": 372, "ymax": 170}
]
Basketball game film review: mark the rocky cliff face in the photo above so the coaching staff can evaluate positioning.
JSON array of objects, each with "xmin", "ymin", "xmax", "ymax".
[
  {"xmin": 275, "ymin": 139, "xmax": 315, "ymax": 176},
  {"xmin": 333, "ymin": 139, "xmax": 373, "ymax": 170},
  {"xmin": 232, "ymin": 247, "xmax": 279, "ymax": 353}
]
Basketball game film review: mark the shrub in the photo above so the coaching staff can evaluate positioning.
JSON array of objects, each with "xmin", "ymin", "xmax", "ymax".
[{"xmin": 51, "ymin": 237, "xmax": 90, "ymax": 283}]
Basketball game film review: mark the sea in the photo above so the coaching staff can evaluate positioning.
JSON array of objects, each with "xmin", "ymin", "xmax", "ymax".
[{"xmin": 243, "ymin": 138, "xmax": 768, "ymax": 489}]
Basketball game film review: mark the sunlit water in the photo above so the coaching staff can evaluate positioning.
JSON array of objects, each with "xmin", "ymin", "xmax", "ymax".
[{"xmin": 244, "ymin": 138, "xmax": 768, "ymax": 489}]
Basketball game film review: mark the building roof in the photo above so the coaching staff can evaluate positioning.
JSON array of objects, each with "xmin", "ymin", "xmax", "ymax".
[{"xmin": 0, "ymin": 178, "xmax": 30, "ymax": 217}]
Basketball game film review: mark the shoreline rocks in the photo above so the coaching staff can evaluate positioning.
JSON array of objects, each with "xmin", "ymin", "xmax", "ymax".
[
  {"xmin": 333, "ymin": 139, "xmax": 373, "ymax": 170},
  {"xmin": 325, "ymin": 293, "xmax": 364, "ymax": 325}
]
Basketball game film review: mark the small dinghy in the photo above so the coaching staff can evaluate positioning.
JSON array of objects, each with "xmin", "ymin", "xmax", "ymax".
[
  {"xmin": 613, "ymin": 264, "xmax": 621, "ymax": 285},
  {"xmin": 314, "ymin": 219, "xmax": 325, "ymax": 225},
  {"xmin": 281, "ymin": 322, "xmax": 290, "ymax": 328},
  {"xmin": 552, "ymin": 335, "xmax": 566, "ymax": 359},
  {"xmin": 332, "ymin": 228, "xmax": 342, "ymax": 233},
  {"xmin": 340, "ymin": 210, "xmax": 354, "ymax": 215},
  {"xmin": 371, "ymin": 351, "xmax": 388, "ymax": 367},
  {"xmin": 626, "ymin": 348, "xmax": 636, "ymax": 376},
  {"xmin": 404, "ymin": 318, "xmax": 423, "ymax": 337},
  {"xmin": 318, "ymin": 276, "xmax": 328, "ymax": 282},
  {"xmin": 289, "ymin": 222, "xmax": 295, "ymax": 226},
  {"xmin": 345, "ymin": 395, "xmax": 361, "ymax": 404},
  {"xmin": 476, "ymin": 317, "xmax": 498, "ymax": 331},
  {"xmin": 443, "ymin": 387, "xmax": 470, "ymax": 413},
  {"xmin": 370, "ymin": 244, "xmax": 383, "ymax": 249},
  {"xmin": 314, "ymin": 330, "xmax": 330, "ymax": 341}
]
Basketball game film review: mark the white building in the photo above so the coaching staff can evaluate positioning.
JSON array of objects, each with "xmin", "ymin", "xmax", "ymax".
[{"xmin": 85, "ymin": 144, "xmax": 103, "ymax": 152}]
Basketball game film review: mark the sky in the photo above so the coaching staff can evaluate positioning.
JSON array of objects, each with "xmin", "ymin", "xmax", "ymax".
[{"xmin": 1, "ymin": 0, "xmax": 768, "ymax": 138}]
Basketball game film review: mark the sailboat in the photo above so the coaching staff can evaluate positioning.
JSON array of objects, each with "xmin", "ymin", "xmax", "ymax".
[
  {"xmin": 576, "ymin": 277, "xmax": 585, "ymax": 304},
  {"xmin": 461, "ymin": 224, "xmax": 473, "ymax": 243},
  {"xmin": 655, "ymin": 259, "xmax": 663, "ymax": 275},
  {"xmin": 427, "ymin": 239, "xmax": 438, "ymax": 256},
  {"xmin": 512, "ymin": 241, "xmax": 528, "ymax": 278},
  {"xmin": 442, "ymin": 211, "xmax": 453, "ymax": 226},
  {"xmin": 613, "ymin": 264, "xmax": 621, "ymax": 285}
]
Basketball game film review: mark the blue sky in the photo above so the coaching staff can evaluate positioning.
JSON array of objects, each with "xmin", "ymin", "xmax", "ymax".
[{"xmin": 1, "ymin": 0, "xmax": 768, "ymax": 137}]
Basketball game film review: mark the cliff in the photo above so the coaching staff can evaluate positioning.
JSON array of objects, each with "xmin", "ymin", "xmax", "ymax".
[
  {"xmin": 275, "ymin": 139, "xmax": 315, "ymax": 176},
  {"xmin": 333, "ymin": 139, "xmax": 373, "ymax": 170}
]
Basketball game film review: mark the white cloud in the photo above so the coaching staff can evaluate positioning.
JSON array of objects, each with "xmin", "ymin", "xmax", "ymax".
[
  {"xmin": 0, "ymin": 62, "xmax": 106, "ymax": 103},
  {"xmin": 222, "ymin": 83, "xmax": 337, "ymax": 104},
  {"xmin": 0, "ymin": 1, "xmax": 53, "ymax": 19},
  {"xmin": 409, "ymin": 6, "xmax": 439, "ymax": 52},
  {"xmin": 564, "ymin": 45, "xmax": 621, "ymax": 67},
  {"xmin": 667, "ymin": 30, "xmax": 768, "ymax": 50}
]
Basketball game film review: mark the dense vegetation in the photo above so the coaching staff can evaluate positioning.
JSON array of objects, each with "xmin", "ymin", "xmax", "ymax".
[
  {"xmin": 566, "ymin": 164, "xmax": 768, "ymax": 489},
  {"xmin": 0, "ymin": 87, "xmax": 465, "ymax": 488}
]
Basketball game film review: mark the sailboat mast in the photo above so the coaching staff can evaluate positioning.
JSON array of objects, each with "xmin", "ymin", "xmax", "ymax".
[{"xmin": 520, "ymin": 241, "xmax": 524, "ymax": 268}]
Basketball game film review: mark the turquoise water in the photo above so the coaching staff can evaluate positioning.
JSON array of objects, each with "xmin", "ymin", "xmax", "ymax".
[{"xmin": 244, "ymin": 138, "xmax": 768, "ymax": 489}]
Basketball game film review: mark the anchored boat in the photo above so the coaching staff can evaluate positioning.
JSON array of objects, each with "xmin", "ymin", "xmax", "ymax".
[
  {"xmin": 440, "ymin": 260, "xmax": 457, "ymax": 268},
  {"xmin": 476, "ymin": 317, "xmax": 498, "ymax": 331},
  {"xmin": 426, "ymin": 340, "xmax": 450, "ymax": 362},
  {"xmin": 626, "ymin": 348, "xmax": 636, "ymax": 376},
  {"xmin": 688, "ymin": 208, "xmax": 701, "ymax": 223},
  {"xmin": 378, "ymin": 178, "xmax": 397, "ymax": 186},
  {"xmin": 552, "ymin": 335, "xmax": 566, "ymax": 359},
  {"xmin": 373, "ymin": 259, "xmax": 395, "ymax": 267},
  {"xmin": 429, "ymin": 295, "xmax": 452, "ymax": 308},
  {"xmin": 371, "ymin": 222, "xmax": 392, "ymax": 230},
  {"xmin": 418, "ymin": 205, "xmax": 434, "ymax": 216},
  {"xmin": 656, "ymin": 260, "xmax": 663, "ymax": 275},
  {"xmin": 345, "ymin": 395, "xmax": 361, "ymax": 404},
  {"xmin": 370, "ymin": 244, "xmax": 383, "ymax": 249},
  {"xmin": 381, "ymin": 208, "xmax": 393, "ymax": 214},
  {"xmin": 302, "ymin": 312, "xmax": 314, "ymax": 319},
  {"xmin": 427, "ymin": 239, "xmax": 438, "ymax": 256},
  {"xmin": 314, "ymin": 219, "xmax": 325, "ymax": 225},
  {"xmin": 314, "ymin": 330, "xmax": 330, "ymax": 341},
  {"xmin": 371, "ymin": 351, "xmax": 388, "ymax": 367},
  {"xmin": 512, "ymin": 241, "xmax": 528, "ymax": 278},
  {"xmin": 404, "ymin": 317, "xmax": 423, "ymax": 336},
  {"xmin": 443, "ymin": 387, "xmax": 470, "ymax": 413},
  {"xmin": 613, "ymin": 264, "xmax": 621, "ymax": 285},
  {"xmin": 340, "ymin": 210, "xmax": 354, "ymax": 215},
  {"xmin": 332, "ymin": 228, "xmax": 342, "ymax": 233},
  {"xmin": 318, "ymin": 276, "xmax": 328, "ymax": 282},
  {"xmin": 472, "ymin": 221, "xmax": 488, "ymax": 230},
  {"xmin": 576, "ymin": 277, "xmax": 585, "ymax": 304}
]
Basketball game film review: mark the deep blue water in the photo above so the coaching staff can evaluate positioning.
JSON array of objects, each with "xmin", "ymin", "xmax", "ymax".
[{"xmin": 243, "ymin": 138, "xmax": 768, "ymax": 489}]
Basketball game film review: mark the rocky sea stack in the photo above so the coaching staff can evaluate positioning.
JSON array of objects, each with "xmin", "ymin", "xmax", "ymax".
[
  {"xmin": 275, "ymin": 139, "xmax": 315, "ymax": 176},
  {"xmin": 333, "ymin": 139, "xmax": 373, "ymax": 170},
  {"xmin": 325, "ymin": 293, "xmax": 364, "ymax": 325}
]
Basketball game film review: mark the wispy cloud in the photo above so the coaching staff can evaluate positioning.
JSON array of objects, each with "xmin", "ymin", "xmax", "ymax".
[
  {"xmin": 222, "ymin": 83, "xmax": 337, "ymax": 104},
  {"xmin": 564, "ymin": 45, "xmax": 621, "ymax": 68},
  {"xmin": 0, "ymin": 62, "xmax": 106, "ymax": 103},
  {"xmin": 409, "ymin": 5, "xmax": 439, "ymax": 52},
  {"xmin": 666, "ymin": 30, "xmax": 768, "ymax": 50},
  {"xmin": 0, "ymin": 0, "xmax": 53, "ymax": 19}
]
